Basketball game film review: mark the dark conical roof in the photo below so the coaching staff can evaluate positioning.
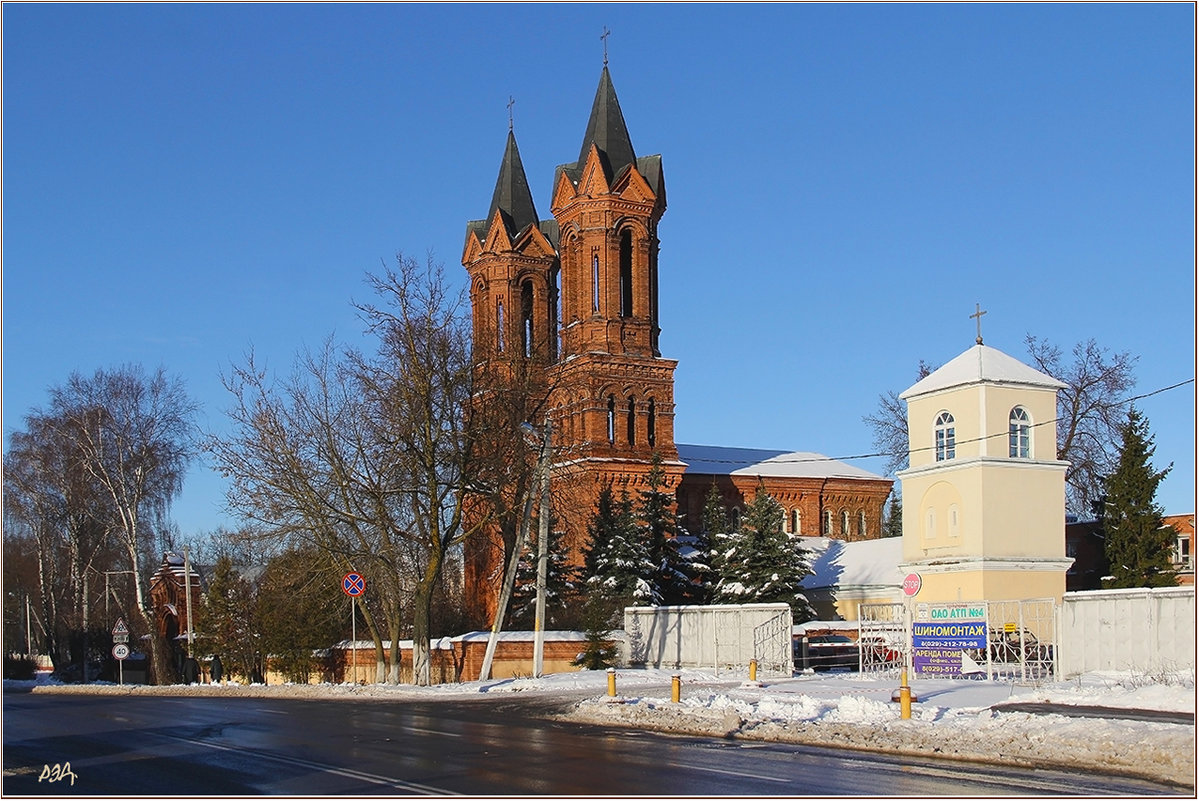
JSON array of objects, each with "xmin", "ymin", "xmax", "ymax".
[
  {"xmin": 487, "ymin": 129, "xmax": 539, "ymax": 238},
  {"xmin": 577, "ymin": 66, "xmax": 636, "ymax": 181}
]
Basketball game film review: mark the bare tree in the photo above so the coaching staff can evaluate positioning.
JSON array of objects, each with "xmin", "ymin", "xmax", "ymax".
[
  {"xmin": 862, "ymin": 361, "xmax": 934, "ymax": 476},
  {"xmin": 1024, "ymin": 336, "xmax": 1137, "ymax": 516},
  {"xmin": 864, "ymin": 341, "xmax": 1136, "ymax": 518},
  {"xmin": 44, "ymin": 365, "xmax": 196, "ymax": 683},
  {"xmin": 210, "ymin": 254, "xmax": 507, "ymax": 686}
]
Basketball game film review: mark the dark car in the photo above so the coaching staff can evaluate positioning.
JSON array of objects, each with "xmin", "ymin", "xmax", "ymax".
[{"xmin": 795, "ymin": 634, "xmax": 859, "ymax": 671}]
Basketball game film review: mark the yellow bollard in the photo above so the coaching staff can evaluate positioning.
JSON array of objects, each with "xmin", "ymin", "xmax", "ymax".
[
  {"xmin": 607, "ymin": 667, "xmax": 616, "ymax": 697},
  {"xmin": 749, "ymin": 659, "xmax": 758, "ymax": 682},
  {"xmin": 899, "ymin": 669, "xmax": 912, "ymax": 720},
  {"xmin": 671, "ymin": 674, "xmax": 681, "ymax": 703}
]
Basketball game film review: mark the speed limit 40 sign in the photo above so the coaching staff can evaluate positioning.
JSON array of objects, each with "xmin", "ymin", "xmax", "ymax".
[{"xmin": 112, "ymin": 643, "xmax": 130, "ymax": 660}]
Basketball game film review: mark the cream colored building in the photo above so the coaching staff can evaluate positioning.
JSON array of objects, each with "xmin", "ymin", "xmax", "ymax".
[{"xmin": 897, "ymin": 342, "xmax": 1074, "ymax": 604}]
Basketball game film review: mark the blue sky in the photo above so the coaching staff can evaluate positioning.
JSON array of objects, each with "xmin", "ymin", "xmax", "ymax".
[{"xmin": 4, "ymin": 3, "xmax": 1194, "ymax": 536}]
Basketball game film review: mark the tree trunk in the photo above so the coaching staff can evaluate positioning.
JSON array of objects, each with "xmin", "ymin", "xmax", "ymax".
[{"xmin": 411, "ymin": 551, "xmax": 443, "ymax": 686}]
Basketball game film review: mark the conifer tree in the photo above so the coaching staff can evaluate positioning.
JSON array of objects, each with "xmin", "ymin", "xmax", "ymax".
[
  {"xmin": 711, "ymin": 485, "xmax": 814, "ymax": 622},
  {"xmin": 1101, "ymin": 408, "xmax": 1176, "ymax": 589},
  {"xmin": 883, "ymin": 492, "xmax": 903, "ymax": 538},
  {"xmin": 508, "ymin": 516, "xmax": 575, "ymax": 630},
  {"xmin": 582, "ymin": 486, "xmax": 656, "ymax": 612},
  {"xmin": 638, "ymin": 454, "xmax": 697, "ymax": 605}
]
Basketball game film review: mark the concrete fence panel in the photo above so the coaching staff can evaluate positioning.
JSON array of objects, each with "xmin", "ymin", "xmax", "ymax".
[
  {"xmin": 623, "ymin": 603, "xmax": 792, "ymax": 674},
  {"xmin": 1060, "ymin": 587, "xmax": 1195, "ymax": 676}
]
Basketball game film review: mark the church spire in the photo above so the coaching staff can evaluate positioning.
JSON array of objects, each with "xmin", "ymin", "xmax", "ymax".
[
  {"xmin": 577, "ymin": 66, "xmax": 637, "ymax": 182},
  {"xmin": 487, "ymin": 128, "xmax": 539, "ymax": 239}
]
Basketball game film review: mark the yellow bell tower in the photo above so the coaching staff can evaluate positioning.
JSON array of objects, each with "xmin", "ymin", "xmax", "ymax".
[{"xmin": 898, "ymin": 336, "xmax": 1073, "ymax": 603}]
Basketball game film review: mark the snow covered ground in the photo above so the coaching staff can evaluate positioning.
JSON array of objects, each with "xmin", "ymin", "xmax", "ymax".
[{"xmin": 13, "ymin": 666, "xmax": 1196, "ymax": 789}]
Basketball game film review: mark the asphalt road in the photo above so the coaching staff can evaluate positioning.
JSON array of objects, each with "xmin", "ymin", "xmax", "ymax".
[{"xmin": 2, "ymin": 690, "xmax": 1183, "ymax": 796}]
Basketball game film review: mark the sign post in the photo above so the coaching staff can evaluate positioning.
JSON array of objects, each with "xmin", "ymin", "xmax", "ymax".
[
  {"xmin": 899, "ymin": 573, "xmax": 921, "ymax": 719},
  {"xmin": 342, "ymin": 573, "xmax": 365, "ymax": 685},
  {"xmin": 112, "ymin": 618, "xmax": 130, "ymax": 685}
]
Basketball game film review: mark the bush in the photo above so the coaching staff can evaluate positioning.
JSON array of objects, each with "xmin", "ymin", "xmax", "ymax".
[
  {"xmin": 4, "ymin": 654, "xmax": 37, "ymax": 680},
  {"xmin": 572, "ymin": 595, "xmax": 618, "ymax": 670}
]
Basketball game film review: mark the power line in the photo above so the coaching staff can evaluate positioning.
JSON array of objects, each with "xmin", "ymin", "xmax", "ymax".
[{"xmin": 682, "ymin": 377, "xmax": 1195, "ymax": 468}]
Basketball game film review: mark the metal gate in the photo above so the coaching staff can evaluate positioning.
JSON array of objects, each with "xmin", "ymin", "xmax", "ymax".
[
  {"xmin": 859, "ymin": 602, "xmax": 907, "ymax": 675},
  {"xmin": 859, "ymin": 598, "xmax": 1058, "ymax": 684}
]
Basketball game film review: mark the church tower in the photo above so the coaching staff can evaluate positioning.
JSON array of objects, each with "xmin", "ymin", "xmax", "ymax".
[
  {"xmin": 462, "ymin": 67, "xmax": 685, "ymax": 621},
  {"xmin": 545, "ymin": 66, "xmax": 684, "ymax": 546},
  {"xmin": 463, "ymin": 128, "xmax": 559, "ymax": 374},
  {"xmin": 898, "ymin": 336, "xmax": 1073, "ymax": 603}
]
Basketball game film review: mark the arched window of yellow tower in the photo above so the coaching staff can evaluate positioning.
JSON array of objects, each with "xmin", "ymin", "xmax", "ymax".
[
  {"xmin": 934, "ymin": 411, "xmax": 955, "ymax": 461},
  {"xmin": 1009, "ymin": 406, "xmax": 1031, "ymax": 458}
]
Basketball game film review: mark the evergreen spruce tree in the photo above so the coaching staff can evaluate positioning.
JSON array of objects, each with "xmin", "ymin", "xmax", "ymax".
[
  {"xmin": 508, "ymin": 516, "xmax": 575, "ymax": 630},
  {"xmin": 638, "ymin": 453, "xmax": 696, "ymax": 604},
  {"xmin": 883, "ymin": 492, "xmax": 903, "ymax": 538},
  {"xmin": 711, "ymin": 485, "xmax": 814, "ymax": 622},
  {"xmin": 1101, "ymin": 408, "xmax": 1176, "ymax": 588},
  {"xmin": 195, "ymin": 556, "xmax": 257, "ymax": 678},
  {"xmin": 582, "ymin": 485, "xmax": 656, "ymax": 615}
]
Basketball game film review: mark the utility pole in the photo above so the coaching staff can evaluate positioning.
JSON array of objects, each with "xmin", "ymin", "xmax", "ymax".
[
  {"xmin": 480, "ymin": 420, "xmax": 553, "ymax": 681},
  {"xmin": 183, "ymin": 548, "xmax": 194, "ymax": 658},
  {"xmin": 533, "ymin": 419, "xmax": 553, "ymax": 677}
]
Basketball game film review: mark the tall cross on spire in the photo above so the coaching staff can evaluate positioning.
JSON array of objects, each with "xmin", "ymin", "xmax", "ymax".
[
  {"xmin": 507, "ymin": 96, "xmax": 515, "ymax": 131},
  {"xmin": 970, "ymin": 303, "xmax": 987, "ymax": 345},
  {"xmin": 601, "ymin": 26, "xmax": 610, "ymax": 66}
]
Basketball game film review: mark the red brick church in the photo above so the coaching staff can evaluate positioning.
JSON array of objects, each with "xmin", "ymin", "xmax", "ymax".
[{"xmin": 462, "ymin": 66, "xmax": 891, "ymax": 619}]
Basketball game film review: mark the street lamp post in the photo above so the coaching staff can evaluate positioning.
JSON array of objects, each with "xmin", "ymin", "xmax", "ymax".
[
  {"xmin": 532, "ymin": 420, "xmax": 553, "ymax": 678},
  {"xmin": 479, "ymin": 418, "xmax": 553, "ymax": 682}
]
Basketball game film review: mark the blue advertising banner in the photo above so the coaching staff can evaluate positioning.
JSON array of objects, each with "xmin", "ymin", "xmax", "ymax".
[{"xmin": 912, "ymin": 621, "xmax": 986, "ymax": 649}]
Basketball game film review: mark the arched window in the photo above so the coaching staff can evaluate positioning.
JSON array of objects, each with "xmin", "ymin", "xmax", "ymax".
[
  {"xmin": 934, "ymin": 412, "xmax": 955, "ymax": 461},
  {"xmin": 858, "ymin": 510, "xmax": 867, "ymax": 539},
  {"xmin": 619, "ymin": 229, "xmax": 633, "ymax": 318},
  {"xmin": 592, "ymin": 253, "xmax": 600, "ymax": 313},
  {"xmin": 606, "ymin": 396, "xmax": 615, "ymax": 445},
  {"xmin": 925, "ymin": 508, "xmax": 936, "ymax": 540},
  {"xmin": 520, "ymin": 280, "xmax": 534, "ymax": 359},
  {"xmin": 495, "ymin": 299, "xmax": 505, "ymax": 353},
  {"xmin": 626, "ymin": 397, "xmax": 636, "ymax": 445},
  {"xmin": 949, "ymin": 505, "xmax": 960, "ymax": 538},
  {"xmin": 647, "ymin": 398, "xmax": 656, "ymax": 447},
  {"xmin": 792, "ymin": 509, "xmax": 802, "ymax": 535},
  {"xmin": 1009, "ymin": 406, "xmax": 1031, "ymax": 458},
  {"xmin": 823, "ymin": 510, "xmax": 833, "ymax": 536},
  {"xmin": 841, "ymin": 510, "xmax": 850, "ymax": 538}
]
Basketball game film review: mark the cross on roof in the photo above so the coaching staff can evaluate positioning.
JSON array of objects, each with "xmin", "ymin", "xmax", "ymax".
[
  {"xmin": 971, "ymin": 303, "xmax": 987, "ymax": 345},
  {"xmin": 507, "ymin": 96, "xmax": 514, "ymax": 131},
  {"xmin": 601, "ymin": 26, "xmax": 610, "ymax": 66}
]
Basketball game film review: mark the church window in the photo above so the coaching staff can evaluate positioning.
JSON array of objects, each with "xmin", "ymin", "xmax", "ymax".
[
  {"xmin": 841, "ymin": 510, "xmax": 850, "ymax": 538},
  {"xmin": 949, "ymin": 505, "xmax": 960, "ymax": 538},
  {"xmin": 606, "ymin": 396, "xmax": 615, "ymax": 445},
  {"xmin": 1009, "ymin": 406, "xmax": 1031, "ymax": 458},
  {"xmin": 925, "ymin": 509, "xmax": 936, "ymax": 540},
  {"xmin": 619, "ymin": 229, "xmax": 633, "ymax": 318},
  {"xmin": 823, "ymin": 510, "xmax": 832, "ymax": 536},
  {"xmin": 934, "ymin": 412, "xmax": 955, "ymax": 461},
  {"xmin": 792, "ymin": 509, "xmax": 802, "ymax": 535},
  {"xmin": 647, "ymin": 399, "xmax": 656, "ymax": 447},
  {"xmin": 626, "ymin": 397, "xmax": 636, "ymax": 445},
  {"xmin": 495, "ymin": 299, "xmax": 505, "ymax": 353},
  {"xmin": 592, "ymin": 253, "xmax": 600, "ymax": 313},
  {"xmin": 520, "ymin": 280, "xmax": 534, "ymax": 359},
  {"xmin": 858, "ymin": 510, "xmax": 867, "ymax": 539}
]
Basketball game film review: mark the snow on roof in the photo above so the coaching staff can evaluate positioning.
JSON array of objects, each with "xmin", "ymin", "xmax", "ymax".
[
  {"xmin": 800, "ymin": 536, "xmax": 905, "ymax": 590},
  {"xmin": 899, "ymin": 343, "xmax": 1066, "ymax": 399},
  {"xmin": 677, "ymin": 444, "xmax": 885, "ymax": 481}
]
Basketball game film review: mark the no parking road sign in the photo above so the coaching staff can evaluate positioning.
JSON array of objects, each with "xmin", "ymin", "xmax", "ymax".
[{"xmin": 342, "ymin": 573, "xmax": 366, "ymax": 597}]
